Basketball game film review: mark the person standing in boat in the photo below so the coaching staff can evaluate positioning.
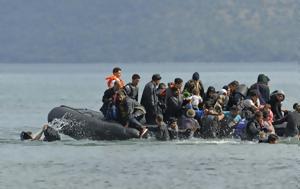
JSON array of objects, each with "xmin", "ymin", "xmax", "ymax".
[
  {"xmin": 105, "ymin": 67, "xmax": 125, "ymax": 89},
  {"xmin": 116, "ymin": 90, "xmax": 148, "ymax": 138},
  {"xmin": 183, "ymin": 72, "xmax": 205, "ymax": 99},
  {"xmin": 165, "ymin": 78, "xmax": 184, "ymax": 121},
  {"xmin": 141, "ymin": 74, "xmax": 162, "ymax": 124},
  {"xmin": 124, "ymin": 74, "xmax": 141, "ymax": 102},
  {"xmin": 249, "ymin": 74, "xmax": 270, "ymax": 105}
]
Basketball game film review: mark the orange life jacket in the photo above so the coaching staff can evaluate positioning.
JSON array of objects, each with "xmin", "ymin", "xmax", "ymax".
[{"xmin": 105, "ymin": 75, "xmax": 125, "ymax": 88}]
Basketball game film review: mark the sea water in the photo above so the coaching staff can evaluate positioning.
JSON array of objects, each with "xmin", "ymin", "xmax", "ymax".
[{"xmin": 0, "ymin": 62, "xmax": 299, "ymax": 189}]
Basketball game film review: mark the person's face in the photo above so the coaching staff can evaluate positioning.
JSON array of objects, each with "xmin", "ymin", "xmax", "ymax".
[
  {"xmin": 170, "ymin": 122, "xmax": 177, "ymax": 129},
  {"xmin": 276, "ymin": 94, "xmax": 284, "ymax": 101},
  {"xmin": 114, "ymin": 70, "xmax": 122, "ymax": 78},
  {"xmin": 251, "ymin": 95, "xmax": 258, "ymax": 102},
  {"xmin": 132, "ymin": 78, "xmax": 140, "ymax": 86},
  {"xmin": 175, "ymin": 82, "xmax": 183, "ymax": 90},
  {"xmin": 154, "ymin": 80, "xmax": 160, "ymax": 86},
  {"xmin": 256, "ymin": 115, "xmax": 263, "ymax": 124},
  {"xmin": 231, "ymin": 110, "xmax": 238, "ymax": 117}
]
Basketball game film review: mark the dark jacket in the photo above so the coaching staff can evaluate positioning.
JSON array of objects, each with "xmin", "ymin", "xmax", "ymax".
[
  {"xmin": 273, "ymin": 111, "xmax": 300, "ymax": 137},
  {"xmin": 165, "ymin": 95, "xmax": 183, "ymax": 121},
  {"xmin": 141, "ymin": 81, "xmax": 159, "ymax": 124},
  {"xmin": 268, "ymin": 95, "xmax": 284, "ymax": 121},
  {"xmin": 124, "ymin": 83, "xmax": 139, "ymax": 102},
  {"xmin": 100, "ymin": 88, "xmax": 116, "ymax": 116},
  {"xmin": 249, "ymin": 82, "xmax": 270, "ymax": 105},
  {"xmin": 246, "ymin": 119, "xmax": 261, "ymax": 140}
]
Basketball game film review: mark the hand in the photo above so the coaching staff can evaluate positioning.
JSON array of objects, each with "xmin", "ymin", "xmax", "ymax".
[
  {"xmin": 42, "ymin": 124, "xmax": 48, "ymax": 131},
  {"xmin": 124, "ymin": 123, "xmax": 129, "ymax": 128}
]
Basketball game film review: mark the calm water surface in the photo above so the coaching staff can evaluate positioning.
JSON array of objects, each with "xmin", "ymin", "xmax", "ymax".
[{"xmin": 0, "ymin": 62, "xmax": 299, "ymax": 189}]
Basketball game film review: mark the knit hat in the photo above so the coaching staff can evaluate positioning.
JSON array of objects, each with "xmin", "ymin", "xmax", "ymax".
[{"xmin": 192, "ymin": 72, "xmax": 200, "ymax": 81}]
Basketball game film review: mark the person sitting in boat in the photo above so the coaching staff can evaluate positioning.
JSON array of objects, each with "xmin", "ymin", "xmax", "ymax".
[
  {"xmin": 273, "ymin": 103, "xmax": 300, "ymax": 138},
  {"xmin": 177, "ymin": 109, "xmax": 200, "ymax": 138},
  {"xmin": 116, "ymin": 90, "xmax": 148, "ymax": 138},
  {"xmin": 203, "ymin": 86, "xmax": 218, "ymax": 108},
  {"xmin": 100, "ymin": 80, "xmax": 122, "ymax": 120},
  {"xmin": 155, "ymin": 114, "xmax": 170, "ymax": 141},
  {"xmin": 141, "ymin": 74, "xmax": 161, "ymax": 124},
  {"xmin": 249, "ymin": 74, "xmax": 270, "ymax": 105},
  {"xmin": 226, "ymin": 80, "xmax": 239, "ymax": 110},
  {"xmin": 183, "ymin": 72, "xmax": 205, "ymax": 98},
  {"xmin": 240, "ymin": 90, "xmax": 261, "ymax": 120},
  {"xmin": 268, "ymin": 90, "xmax": 287, "ymax": 122},
  {"xmin": 105, "ymin": 67, "xmax": 125, "ymax": 88},
  {"xmin": 262, "ymin": 110, "xmax": 275, "ymax": 134},
  {"xmin": 245, "ymin": 111, "xmax": 265, "ymax": 141},
  {"xmin": 124, "ymin": 74, "xmax": 140, "ymax": 102},
  {"xmin": 20, "ymin": 124, "xmax": 61, "ymax": 142},
  {"xmin": 167, "ymin": 117, "xmax": 179, "ymax": 140}
]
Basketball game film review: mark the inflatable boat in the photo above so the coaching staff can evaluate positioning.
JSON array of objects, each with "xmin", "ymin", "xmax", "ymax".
[{"xmin": 48, "ymin": 105, "xmax": 140, "ymax": 140}]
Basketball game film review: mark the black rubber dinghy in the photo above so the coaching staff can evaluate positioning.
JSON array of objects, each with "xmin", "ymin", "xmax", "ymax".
[{"xmin": 48, "ymin": 105, "xmax": 140, "ymax": 140}]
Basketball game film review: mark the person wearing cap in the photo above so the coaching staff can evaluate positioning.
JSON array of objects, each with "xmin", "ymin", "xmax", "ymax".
[
  {"xmin": 124, "ymin": 74, "xmax": 141, "ymax": 102},
  {"xmin": 268, "ymin": 90, "xmax": 286, "ymax": 121},
  {"xmin": 177, "ymin": 109, "xmax": 200, "ymax": 138},
  {"xmin": 105, "ymin": 67, "xmax": 125, "ymax": 88},
  {"xmin": 20, "ymin": 124, "xmax": 61, "ymax": 142},
  {"xmin": 116, "ymin": 90, "xmax": 148, "ymax": 138},
  {"xmin": 140, "ymin": 74, "xmax": 161, "ymax": 124},
  {"xmin": 249, "ymin": 74, "xmax": 270, "ymax": 105},
  {"xmin": 183, "ymin": 72, "xmax": 205, "ymax": 98},
  {"xmin": 273, "ymin": 103, "xmax": 300, "ymax": 138}
]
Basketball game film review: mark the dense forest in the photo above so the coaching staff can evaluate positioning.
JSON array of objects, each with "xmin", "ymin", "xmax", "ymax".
[{"xmin": 0, "ymin": 0, "xmax": 298, "ymax": 63}]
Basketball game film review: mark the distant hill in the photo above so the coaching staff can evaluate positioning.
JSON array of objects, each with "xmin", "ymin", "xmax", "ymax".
[{"xmin": 0, "ymin": 0, "xmax": 298, "ymax": 63}]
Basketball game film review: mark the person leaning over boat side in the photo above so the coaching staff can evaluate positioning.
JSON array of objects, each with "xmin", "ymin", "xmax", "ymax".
[
  {"xmin": 177, "ymin": 109, "xmax": 200, "ymax": 139},
  {"xmin": 105, "ymin": 67, "xmax": 125, "ymax": 88},
  {"xmin": 100, "ymin": 81, "xmax": 122, "ymax": 120},
  {"xmin": 116, "ymin": 90, "xmax": 148, "ymax": 138},
  {"xmin": 273, "ymin": 103, "xmax": 300, "ymax": 138},
  {"xmin": 140, "ymin": 74, "xmax": 161, "ymax": 124},
  {"xmin": 124, "ymin": 74, "xmax": 140, "ymax": 102},
  {"xmin": 268, "ymin": 90, "xmax": 287, "ymax": 122},
  {"xmin": 183, "ymin": 72, "xmax": 205, "ymax": 98},
  {"xmin": 249, "ymin": 74, "xmax": 270, "ymax": 105},
  {"xmin": 20, "ymin": 124, "xmax": 61, "ymax": 142}
]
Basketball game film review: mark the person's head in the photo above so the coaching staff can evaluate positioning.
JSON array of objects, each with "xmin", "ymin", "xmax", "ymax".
[
  {"xmin": 255, "ymin": 111, "xmax": 263, "ymax": 123},
  {"xmin": 158, "ymin": 82, "xmax": 166, "ymax": 90},
  {"xmin": 262, "ymin": 110, "xmax": 270, "ymax": 120},
  {"xmin": 267, "ymin": 134, "xmax": 279, "ymax": 144},
  {"xmin": 248, "ymin": 90, "xmax": 259, "ymax": 102},
  {"xmin": 116, "ymin": 89, "xmax": 127, "ymax": 102},
  {"xmin": 293, "ymin": 103, "xmax": 300, "ymax": 112},
  {"xmin": 131, "ymin": 74, "xmax": 140, "ymax": 86},
  {"xmin": 228, "ymin": 80, "xmax": 239, "ymax": 93},
  {"xmin": 152, "ymin": 74, "xmax": 161, "ymax": 85},
  {"xmin": 263, "ymin": 104, "xmax": 271, "ymax": 111},
  {"xmin": 257, "ymin": 74, "xmax": 270, "ymax": 85},
  {"xmin": 192, "ymin": 72, "xmax": 200, "ymax": 81},
  {"xmin": 168, "ymin": 117, "xmax": 178, "ymax": 129},
  {"xmin": 155, "ymin": 114, "xmax": 164, "ymax": 125},
  {"xmin": 186, "ymin": 109, "xmax": 196, "ymax": 118},
  {"xmin": 112, "ymin": 67, "xmax": 122, "ymax": 78},
  {"xmin": 113, "ymin": 80, "xmax": 122, "ymax": 91},
  {"xmin": 230, "ymin": 105, "xmax": 239, "ymax": 116},
  {"xmin": 192, "ymin": 88, "xmax": 200, "ymax": 96},
  {"xmin": 174, "ymin": 78, "xmax": 183, "ymax": 90},
  {"xmin": 206, "ymin": 86, "xmax": 216, "ymax": 97},
  {"xmin": 272, "ymin": 90, "xmax": 285, "ymax": 102},
  {"xmin": 20, "ymin": 131, "xmax": 33, "ymax": 140}
]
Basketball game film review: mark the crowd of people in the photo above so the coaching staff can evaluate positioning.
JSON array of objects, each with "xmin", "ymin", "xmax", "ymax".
[{"xmin": 100, "ymin": 67, "xmax": 300, "ymax": 143}]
